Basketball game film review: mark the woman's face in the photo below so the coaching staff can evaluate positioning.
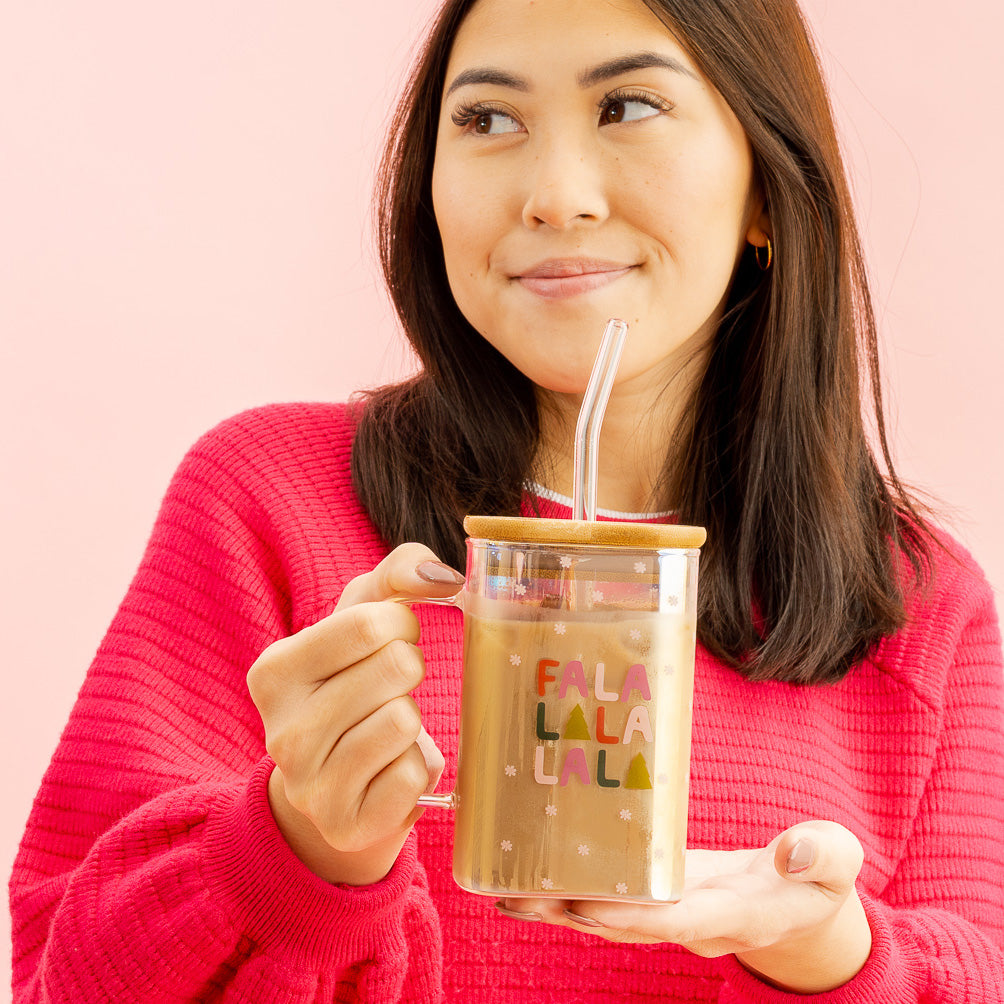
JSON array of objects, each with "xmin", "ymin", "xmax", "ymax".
[{"xmin": 431, "ymin": 0, "xmax": 768, "ymax": 397}]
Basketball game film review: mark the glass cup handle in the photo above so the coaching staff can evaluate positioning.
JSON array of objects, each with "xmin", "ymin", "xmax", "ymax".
[
  {"xmin": 389, "ymin": 592, "xmax": 464, "ymax": 610},
  {"xmin": 416, "ymin": 791, "xmax": 456, "ymax": 809},
  {"xmin": 391, "ymin": 591, "xmax": 463, "ymax": 811}
]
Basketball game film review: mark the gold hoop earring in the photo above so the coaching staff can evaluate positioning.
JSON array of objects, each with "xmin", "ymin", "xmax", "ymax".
[{"xmin": 755, "ymin": 237, "xmax": 773, "ymax": 271}]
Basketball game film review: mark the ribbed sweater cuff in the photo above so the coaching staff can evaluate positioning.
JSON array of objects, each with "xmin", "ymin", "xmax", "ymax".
[
  {"xmin": 716, "ymin": 891, "xmax": 927, "ymax": 1002},
  {"xmin": 203, "ymin": 756, "xmax": 417, "ymax": 970}
]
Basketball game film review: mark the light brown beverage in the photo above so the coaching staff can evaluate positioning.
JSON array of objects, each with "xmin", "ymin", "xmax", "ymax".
[{"xmin": 452, "ymin": 600, "xmax": 695, "ymax": 902}]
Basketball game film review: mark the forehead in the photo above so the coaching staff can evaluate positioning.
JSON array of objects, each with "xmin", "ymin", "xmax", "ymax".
[{"xmin": 447, "ymin": 0, "xmax": 692, "ymax": 74}]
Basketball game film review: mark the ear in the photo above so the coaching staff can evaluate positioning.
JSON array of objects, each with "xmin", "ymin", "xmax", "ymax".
[{"xmin": 745, "ymin": 202, "xmax": 772, "ymax": 249}]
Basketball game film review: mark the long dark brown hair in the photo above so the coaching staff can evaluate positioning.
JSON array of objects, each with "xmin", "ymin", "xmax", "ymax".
[{"xmin": 351, "ymin": 0, "xmax": 931, "ymax": 685}]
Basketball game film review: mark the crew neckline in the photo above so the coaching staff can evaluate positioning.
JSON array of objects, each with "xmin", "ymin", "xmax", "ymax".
[{"xmin": 525, "ymin": 481, "xmax": 676, "ymax": 522}]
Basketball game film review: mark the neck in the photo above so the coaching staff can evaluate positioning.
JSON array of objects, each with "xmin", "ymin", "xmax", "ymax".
[{"xmin": 533, "ymin": 349, "xmax": 705, "ymax": 515}]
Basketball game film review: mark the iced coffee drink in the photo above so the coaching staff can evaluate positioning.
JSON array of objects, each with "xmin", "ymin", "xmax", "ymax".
[{"xmin": 455, "ymin": 602, "xmax": 695, "ymax": 902}]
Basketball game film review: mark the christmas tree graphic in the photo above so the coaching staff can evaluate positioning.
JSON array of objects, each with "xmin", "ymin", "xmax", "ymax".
[
  {"xmin": 562, "ymin": 704, "xmax": 592, "ymax": 741},
  {"xmin": 624, "ymin": 753, "xmax": 653, "ymax": 790}
]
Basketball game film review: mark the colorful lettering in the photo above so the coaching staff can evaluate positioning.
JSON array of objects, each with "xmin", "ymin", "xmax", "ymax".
[
  {"xmin": 594, "ymin": 706, "xmax": 619, "ymax": 744},
  {"xmin": 537, "ymin": 658, "xmax": 559, "ymax": 696},
  {"xmin": 536, "ymin": 702, "xmax": 559, "ymax": 741},
  {"xmin": 593, "ymin": 662, "xmax": 619, "ymax": 701},
  {"xmin": 558, "ymin": 747, "xmax": 591, "ymax": 787},
  {"xmin": 622, "ymin": 705, "xmax": 653, "ymax": 744},
  {"xmin": 596, "ymin": 749, "xmax": 620, "ymax": 788},
  {"xmin": 534, "ymin": 745, "xmax": 558, "ymax": 784},
  {"xmin": 559, "ymin": 660, "xmax": 588, "ymax": 700},
  {"xmin": 620, "ymin": 664, "xmax": 652, "ymax": 702}
]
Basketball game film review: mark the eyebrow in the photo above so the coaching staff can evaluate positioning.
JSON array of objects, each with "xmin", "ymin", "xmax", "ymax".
[
  {"xmin": 444, "ymin": 51, "xmax": 697, "ymax": 98},
  {"xmin": 445, "ymin": 67, "xmax": 529, "ymax": 97},
  {"xmin": 577, "ymin": 52, "xmax": 698, "ymax": 88}
]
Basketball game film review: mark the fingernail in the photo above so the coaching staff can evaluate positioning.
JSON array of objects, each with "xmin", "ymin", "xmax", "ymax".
[
  {"xmin": 786, "ymin": 838, "xmax": 815, "ymax": 874},
  {"xmin": 415, "ymin": 560, "xmax": 465, "ymax": 585},
  {"xmin": 563, "ymin": 909, "xmax": 604, "ymax": 928},
  {"xmin": 495, "ymin": 901, "xmax": 542, "ymax": 923}
]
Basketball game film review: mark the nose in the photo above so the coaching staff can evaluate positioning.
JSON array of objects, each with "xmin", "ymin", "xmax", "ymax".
[{"xmin": 521, "ymin": 135, "xmax": 610, "ymax": 230}]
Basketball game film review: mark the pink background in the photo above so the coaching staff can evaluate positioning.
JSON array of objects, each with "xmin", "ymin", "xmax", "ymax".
[{"xmin": 2, "ymin": 2, "xmax": 1000, "ymax": 994}]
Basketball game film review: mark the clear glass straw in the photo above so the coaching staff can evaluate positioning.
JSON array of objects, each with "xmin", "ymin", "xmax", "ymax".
[{"xmin": 572, "ymin": 318, "xmax": 629, "ymax": 521}]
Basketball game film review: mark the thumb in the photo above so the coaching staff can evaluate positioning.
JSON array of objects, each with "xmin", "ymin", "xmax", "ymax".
[
  {"xmin": 773, "ymin": 821, "xmax": 864, "ymax": 897},
  {"xmin": 337, "ymin": 542, "xmax": 465, "ymax": 609}
]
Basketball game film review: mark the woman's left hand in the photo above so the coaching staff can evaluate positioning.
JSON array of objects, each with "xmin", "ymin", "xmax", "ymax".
[{"xmin": 498, "ymin": 820, "xmax": 872, "ymax": 995}]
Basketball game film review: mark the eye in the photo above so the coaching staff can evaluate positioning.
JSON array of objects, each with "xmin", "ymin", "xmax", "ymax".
[
  {"xmin": 452, "ymin": 102, "xmax": 523, "ymax": 136},
  {"xmin": 472, "ymin": 111, "xmax": 522, "ymax": 135},
  {"xmin": 599, "ymin": 91, "xmax": 670, "ymax": 126}
]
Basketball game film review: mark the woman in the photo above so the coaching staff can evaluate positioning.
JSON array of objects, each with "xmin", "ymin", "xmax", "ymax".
[{"xmin": 11, "ymin": 0, "xmax": 1003, "ymax": 1000}]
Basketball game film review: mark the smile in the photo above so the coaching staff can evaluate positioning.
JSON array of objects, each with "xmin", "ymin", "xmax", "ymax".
[{"xmin": 513, "ymin": 259, "xmax": 635, "ymax": 301}]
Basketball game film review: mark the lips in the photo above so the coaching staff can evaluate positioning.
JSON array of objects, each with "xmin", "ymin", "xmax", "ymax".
[{"xmin": 513, "ymin": 258, "xmax": 635, "ymax": 300}]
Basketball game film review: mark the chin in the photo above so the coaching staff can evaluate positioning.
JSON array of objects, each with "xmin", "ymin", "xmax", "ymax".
[{"xmin": 530, "ymin": 372, "xmax": 594, "ymax": 397}]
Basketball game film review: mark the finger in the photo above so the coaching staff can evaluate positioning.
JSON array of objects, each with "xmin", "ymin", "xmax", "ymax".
[
  {"xmin": 415, "ymin": 726, "xmax": 445, "ymax": 793},
  {"xmin": 364, "ymin": 742, "xmax": 439, "ymax": 835},
  {"xmin": 773, "ymin": 821, "xmax": 864, "ymax": 896},
  {"xmin": 337, "ymin": 542, "xmax": 464, "ymax": 609},
  {"xmin": 684, "ymin": 846, "xmax": 760, "ymax": 885},
  {"xmin": 305, "ymin": 695, "xmax": 425, "ymax": 849},
  {"xmin": 328, "ymin": 694, "xmax": 424, "ymax": 799},
  {"xmin": 496, "ymin": 897, "xmax": 659, "ymax": 945},
  {"xmin": 559, "ymin": 898, "xmax": 690, "ymax": 943},
  {"xmin": 266, "ymin": 639, "xmax": 426, "ymax": 777},
  {"xmin": 500, "ymin": 897, "xmax": 569, "ymax": 925},
  {"xmin": 313, "ymin": 638, "xmax": 427, "ymax": 735},
  {"xmin": 248, "ymin": 602, "xmax": 422, "ymax": 710},
  {"xmin": 501, "ymin": 897, "xmax": 663, "ymax": 946},
  {"xmin": 303, "ymin": 602, "xmax": 424, "ymax": 685}
]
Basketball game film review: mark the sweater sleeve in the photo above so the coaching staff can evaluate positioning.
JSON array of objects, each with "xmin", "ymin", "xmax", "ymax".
[
  {"xmin": 9, "ymin": 414, "xmax": 444, "ymax": 1002},
  {"xmin": 717, "ymin": 565, "xmax": 1004, "ymax": 1002}
]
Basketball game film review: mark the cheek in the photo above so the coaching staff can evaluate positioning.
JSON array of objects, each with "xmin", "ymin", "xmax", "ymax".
[
  {"xmin": 434, "ymin": 163, "xmax": 480, "ymax": 261},
  {"xmin": 431, "ymin": 182, "xmax": 491, "ymax": 333}
]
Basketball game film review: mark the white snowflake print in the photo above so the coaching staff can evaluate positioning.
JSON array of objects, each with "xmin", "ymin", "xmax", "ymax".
[
  {"xmin": 592, "ymin": 589, "xmax": 604, "ymax": 603},
  {"xmin": 667, "ymin": 594, "xmax": 680, "ymax": 607},
  {"xmin": 505, "ymin": 764, "xmax": 517, "ymax": 777},
  {"xmin": 509, "ymin": 653, "xmax": 522, "ymax": 666},
  {"xmin": 661, "ymin": 663, "xmax": 675, "ymax": 676},
  {"xmin": 540, "ymin": 878, "xmax": 555, "ymax": 890},
  {"xmin": 559, "ymin": 555, "xmax": 573, "ymax": 568},
  {"xmin": 554, "ymin": 622, "xmax": 567, "ymax": 635},
  {"xmin": 629, "ymin": 629, "xmax": 642, "ymax": 641},
  {"xmin": 577, "ymin": 844, "xmax": 590, "ymax": 856},
  {"xmin": 619, "ymin": 809, "xmax": 632, "ymax": 821},
  {"xmin": 633, "ymin": 561, "xmax": 646, "ymax": 574},
  {"xmin": 515, "ymin": 583, "xmax": 527, "ymax": 596},
  {"xmin": 654, "ymin": 848, "xmax": 665, "ymax": 860},
  {"xmin": 545, "ymin": 804, "xmax": 558, "ymax": 816},
  {"xmin": 657, "ymin": 774, "xmax": 669, "ymax": 786},
  {"xmin": 616, "ymin": 883, "xmax": 628, "ymax": 895},
  {"xmin": 501, "ymin": 840, "xmax": 513, "ymax": 852}
]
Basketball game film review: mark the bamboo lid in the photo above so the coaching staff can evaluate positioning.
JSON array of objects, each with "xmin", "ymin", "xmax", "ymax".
[{"xmin": 463, "ymin": 515, "xmax": 705, "ymax": 549}]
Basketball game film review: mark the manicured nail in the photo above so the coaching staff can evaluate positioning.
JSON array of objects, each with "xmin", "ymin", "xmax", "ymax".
[
  {"xmin": 415, "ymin": 560, "xmax": 465, "ymax": 585},
  {"xmin": 786, "ymin": 838, "xmax": 815, "ymax": 874},
  {"xmin": 563, "ymin": 909, "xmax": 604, "ymax": 928},
  {"xmin": 495, "ymin": 901, "xmax": 542, "ymax": 923}
]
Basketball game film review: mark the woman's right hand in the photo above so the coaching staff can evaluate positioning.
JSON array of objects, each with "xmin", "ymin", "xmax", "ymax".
[{"xmin": 246, "ymin": 543, "xmax": 463, "ymax": 885}]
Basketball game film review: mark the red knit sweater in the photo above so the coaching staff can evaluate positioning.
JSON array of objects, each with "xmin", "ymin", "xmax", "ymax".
[{"xmin": 10, "ymin": 402, "xmax": 1004, "ymax": 1002}]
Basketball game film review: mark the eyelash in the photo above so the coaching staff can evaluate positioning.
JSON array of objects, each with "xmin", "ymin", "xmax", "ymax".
[
  {"xmin": 450, "ymin": 88, "xmax": 674, "ymax": 133},
  {"xmin": 600, "ymin": 87, "xmax": 674, "ymax": 120},
  {"xmin": 451, "ymin": 99, "xmax": 514, "ymax": 132}
]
